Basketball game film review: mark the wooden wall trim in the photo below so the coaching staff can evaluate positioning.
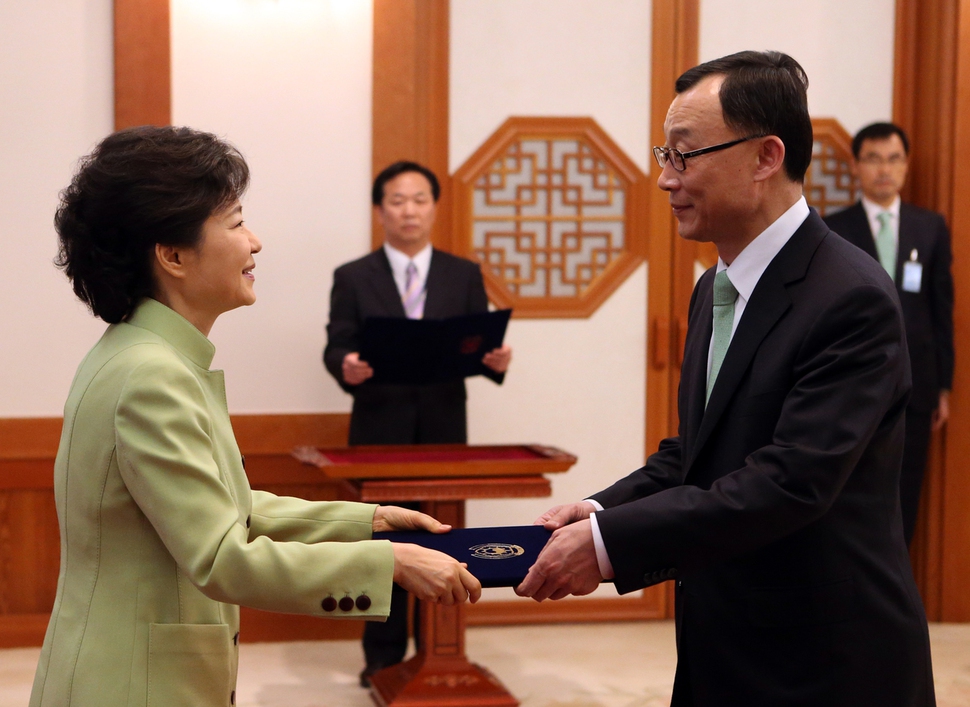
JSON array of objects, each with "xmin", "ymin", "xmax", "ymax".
[
  {"xmin": 114, "ymin": 0, "xmax": 171, "ymax": 129},
  {"xmin": 892, "ymin": 0, "xmax": 970, "ymax": 621},
  {"xmin": 647, "ymin": 0, "xmax": 700, "ymax": 617},
  {"xmin": 939, "ymin": 0, "xmax": 970, "ymax": 621},
  {"xmin": 647, "ymin": 0, "xmax": 700, "ymax": 453},
  {"xmin": 0, "ymin": 418, "xmax": 62, "ymax": 460},
  {"xmin": 0, "ymin": 614, "xmax": 52, "ymax": 650},
  {"xmin": 0, "ymin": 414, "xmax": 350, "ymax": 460},
  {"xmin": 467, "ymin": 593, "xmax": 667, "ymax": 626},
  {"xmin": 371, "ymin": 0, "xmax": 451, "ymax": 252}
]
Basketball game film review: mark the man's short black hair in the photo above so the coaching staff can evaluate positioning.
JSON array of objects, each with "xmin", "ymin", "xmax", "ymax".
[
  {"xmin": 852, "ymin": 122, "xmax": 910, "ymax": 159},
  {"xmin": 371, "ymin": 161, "xmax": 440, "ymax": 206},
  {"xmin": 675, "ymin": 50, "xmax": 814, "ymax": 182}
]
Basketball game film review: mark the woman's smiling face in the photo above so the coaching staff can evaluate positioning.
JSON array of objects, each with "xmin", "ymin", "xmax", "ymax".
[{"xmin": 181, "ymin": 200, "xmax": 262, "ymax": 322}]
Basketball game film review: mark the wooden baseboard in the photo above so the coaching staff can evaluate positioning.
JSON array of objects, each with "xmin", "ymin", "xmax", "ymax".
[
  {"xmin": 0, "ymin": 613, "xmax": 50, "ymax": 649},
  {"xmin": 0, "ymin": 413, "xmax": 351, "ymax": 461},
  {"xmin": 467, "ymin": 590, "xmax": 668, "ymax": 626},
  {"xmin": 240, "ymin": 608, "xmax": 364, "ymax": 644}
]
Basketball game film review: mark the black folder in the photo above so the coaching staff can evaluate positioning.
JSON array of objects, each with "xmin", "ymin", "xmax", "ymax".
[
  {"xmin": 373, "ymin": 525, "xmax": 551, "ymax": 588},
  {"xmin": 360, "ymin": 309, "xmax": 512, "ymax": 385}
]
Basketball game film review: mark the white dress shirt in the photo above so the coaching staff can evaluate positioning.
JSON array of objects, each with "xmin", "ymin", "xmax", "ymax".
[
  {"xmin": 384, "ymin": 242, "xmax": 432, "ymax": 315},
  {"xmin": 588, "ymin": 196, "xmax": 811, "ymax": 581}
]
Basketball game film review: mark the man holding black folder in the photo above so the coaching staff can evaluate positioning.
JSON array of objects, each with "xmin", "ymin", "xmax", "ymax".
[{"xmin": 324, "ymin": 160, "xmax": 511, "ymax": 684}]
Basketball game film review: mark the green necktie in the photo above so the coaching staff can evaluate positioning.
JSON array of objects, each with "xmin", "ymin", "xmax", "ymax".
[
  {"xmin": 707, "ymin": 270, "xmax": 738, "ymax": 405},
  {"xmin": 875, "ymin": 211, "xmax": 896, "ymax": 279}
]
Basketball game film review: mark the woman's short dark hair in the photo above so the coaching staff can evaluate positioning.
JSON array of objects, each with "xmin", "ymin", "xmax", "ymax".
[
  {"xmin": 55, "ymin": 125, "xmax": 250, "ymax": 323},
  {"xmin": 371, "ymin": 161, "xmax": 440, "ymax": 206},
  {"xmin": 676, "ymin": 50, "xmax": 814, "ymax": 182}
]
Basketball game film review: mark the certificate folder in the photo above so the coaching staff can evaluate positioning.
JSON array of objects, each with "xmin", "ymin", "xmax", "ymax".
[
  {"xmin": 360, "ymin": 309, "xmax": 512, "ymax": 385},
  {"xmin": 373, "ymin": 525, "xmax": 551, "ymax": 588}
]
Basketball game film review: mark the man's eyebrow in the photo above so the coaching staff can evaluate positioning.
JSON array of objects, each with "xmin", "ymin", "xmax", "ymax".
[{"xmin": 665, "ymin": 126, "xmax": 691, "ymax": 143}]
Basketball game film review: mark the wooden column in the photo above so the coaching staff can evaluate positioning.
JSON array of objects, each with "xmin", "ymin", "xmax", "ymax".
[
  {"xmin": 893, "ymin": 0, "xmax": 970, "ymax": 621},
  {"xmin": 647, "ymin": 0, "xmax": 701, "ymax": 616},
  {"xmin": 939, "ymin": 0, "xmax": 970, "ymax": 621},
  {"xmin": 114, "ymin": 0, "xmax": 171, "ymax": 129},
  {"xmin": 372, "ymin": 0, "xmax": 451, "ymax": 251}
]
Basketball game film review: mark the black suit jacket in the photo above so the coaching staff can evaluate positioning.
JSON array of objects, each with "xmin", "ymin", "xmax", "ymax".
[
  {"xmin": 591, "ymin": 211, "xmax": 933, "ymax": 706},
  {"xmin": 324, "ymin": 248, "xmax": 500, "ymax": 445},
  {"xmin": 825, "ymin": 201, "xmax": 954, "ymax": 412}
]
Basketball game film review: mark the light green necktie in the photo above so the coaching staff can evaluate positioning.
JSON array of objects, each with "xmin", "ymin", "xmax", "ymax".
[
  {"xmin": 875, "ymin": 212, "xmax": 897, "ymax": 279},
  {"xmin": 707, "ymin": 270, "xmax": 738, "ymax": 405}
]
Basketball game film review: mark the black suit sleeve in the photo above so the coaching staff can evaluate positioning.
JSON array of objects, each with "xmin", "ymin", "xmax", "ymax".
[
  {"xmin": 466, "ymin": 262, "xmax": 505, "ymax": 385},
  {"xmin": 929, "ymin": 214, "xmax": 955, "ymax": 391},
  {"xmin": 595, "ymin": 282, "xmax": 908, "ymax": 594},
  {"xmin": 323, "ymin": 265, "xmax": 360, "ymax": 394}
]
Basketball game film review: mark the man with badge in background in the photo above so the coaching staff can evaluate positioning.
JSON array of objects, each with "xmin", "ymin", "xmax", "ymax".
[{"xmin": 824, "ymin": 122, "xmax": 954, "ymax": 547}]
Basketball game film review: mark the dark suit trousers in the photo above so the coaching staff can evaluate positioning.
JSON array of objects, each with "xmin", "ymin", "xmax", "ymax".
[{"xmin": 901, "ymin": 407, "xmax": 933, "ymax": 546}]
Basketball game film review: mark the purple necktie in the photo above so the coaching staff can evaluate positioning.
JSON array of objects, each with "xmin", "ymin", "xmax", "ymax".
[{"xmin": 402, "ymin": 261, "xmax": 424, "ymax": 319}]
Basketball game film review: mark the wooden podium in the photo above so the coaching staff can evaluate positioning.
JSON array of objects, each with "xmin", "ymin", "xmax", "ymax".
[{"xmin": 293, "ymin": 444, "xmax": 577, "ymax": 707}]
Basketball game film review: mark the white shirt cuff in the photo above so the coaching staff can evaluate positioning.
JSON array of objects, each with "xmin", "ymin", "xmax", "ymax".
[{"xmin": 585, "ymin": 501, "xmax": 615, "ymax": 581}]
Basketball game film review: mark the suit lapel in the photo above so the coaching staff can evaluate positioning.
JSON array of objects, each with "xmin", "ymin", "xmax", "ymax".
[
  {"xmin": 423, "ymin": 249, "xmax": 449, "ymax": 319},
  {"xmin": 895, "ymin": 203, "xmax": 919, "ymax": 285},
  {"xmin": 686, "ymin": 211, "xmax": 828, "ymax": 473},
  {"xmin": 366, "ymin": 249, "xmax": 407, "ymax": 317},
  {"xmin": 848, "ymin": 202, "xmax": 878, "ymax": 259},
  {"xmin": 681, "ymin": 271, "xmax": 714, "ymax": 461}
]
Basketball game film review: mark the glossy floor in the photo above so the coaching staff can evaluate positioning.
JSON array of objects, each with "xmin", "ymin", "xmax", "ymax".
[{"xmin": 4, "ymin": 621, "xmax": 969, "ymax": 706}]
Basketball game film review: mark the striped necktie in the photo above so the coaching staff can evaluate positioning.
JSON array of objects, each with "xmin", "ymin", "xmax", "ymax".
[
  {"xmin": 707, "ymin": 270, "xmax": 738, "ymax": 405},
  {"xmin": 402, "ymin": 260, "xmax": 424, "ymax": 319},
  {"xmin": 874, "ymin": 212, "xmax": 896, "ymax": 280}
]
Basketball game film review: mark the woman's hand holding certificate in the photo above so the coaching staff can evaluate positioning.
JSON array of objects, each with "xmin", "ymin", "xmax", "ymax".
[{"xmin": 373, "ymin": 505, "xmax": 482, "ymax": 606}]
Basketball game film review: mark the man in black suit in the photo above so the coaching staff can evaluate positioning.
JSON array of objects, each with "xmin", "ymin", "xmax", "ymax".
[
  {"xmin": 324, "ymin": 161, "xmax": 511, "ymax": 685},
  {"xmin": 824, "ymin": 123, "xmax": 954, "ymax": 546},
  {"xmin": 516, "ymin": 52, "xmax": 934, "ymax": 706}
]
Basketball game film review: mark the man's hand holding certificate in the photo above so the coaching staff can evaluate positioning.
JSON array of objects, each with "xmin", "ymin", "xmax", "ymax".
[{"xmin": 515, "ymin": 502, "xmax": 604, "ymax": 601}]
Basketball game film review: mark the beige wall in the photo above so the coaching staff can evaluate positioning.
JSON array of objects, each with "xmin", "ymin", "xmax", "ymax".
[
  {"xmin": 700, "ymin": 0, "xmax": 896, "ymax": 134},
  {"xmin": 170, "ymin": 0, "xmax": 375, "ymax": 413},
  {"xmin": 0, "ymin": 0, "xmax": 113, "ymax": 417}
]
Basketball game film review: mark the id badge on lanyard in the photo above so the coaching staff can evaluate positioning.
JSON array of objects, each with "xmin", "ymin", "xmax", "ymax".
[{"xmin": 902, "ymin": 249, "xmax": 922, "ymax": 293}]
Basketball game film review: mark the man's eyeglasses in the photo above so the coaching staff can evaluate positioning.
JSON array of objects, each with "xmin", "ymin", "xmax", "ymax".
[
  {"xmin": 856, "ymin": 154, "xmax": 907, "ymax": 167},
  {"xmin": 653, "ymin": 134, "xmax": 767, "ymax": 172}
]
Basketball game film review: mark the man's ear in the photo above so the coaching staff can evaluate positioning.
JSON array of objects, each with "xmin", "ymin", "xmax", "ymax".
[
  {"xmin": 753, "ymin": 135, "xmax": 787, "ymax": 182},
  {"xmin": 155, "ymin": 243, "xmax": 187, "ymax": 280}
]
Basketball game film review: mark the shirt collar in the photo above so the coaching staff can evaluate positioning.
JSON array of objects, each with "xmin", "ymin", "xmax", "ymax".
[
  {"xmin": 125, "ymin": 298, "xmax": 216, "ymax": 369},
  {"xmin": 717, "ymin": 196, "xmax": 810, "ymax": 302},
  {"xmin": 861, "ymin": 194, "xmax": 901, "ymax": 222},
  {"xmin": 383, "ymin": 242, "xmax": 433, "ymax": 279}
]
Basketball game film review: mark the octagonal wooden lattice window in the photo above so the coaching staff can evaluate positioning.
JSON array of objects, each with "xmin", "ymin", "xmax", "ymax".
[
  {"xmin": 807, "ymin": 117, "xmax": 860, "ymax": 217},
  {"xmin": 453, "ymin": 117, "xmax": 647, "ymax": 318}
]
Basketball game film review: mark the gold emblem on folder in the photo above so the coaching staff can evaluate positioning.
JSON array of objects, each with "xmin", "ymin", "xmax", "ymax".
[{"xmin": 469, "ymin": 543, "xmax": 525, "ymax": 560}]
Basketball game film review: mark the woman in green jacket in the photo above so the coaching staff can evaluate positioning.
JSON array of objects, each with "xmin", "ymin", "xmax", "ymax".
[{"xmin": 30, "ymin": 126, "xmax": 481, "ymax": 707}]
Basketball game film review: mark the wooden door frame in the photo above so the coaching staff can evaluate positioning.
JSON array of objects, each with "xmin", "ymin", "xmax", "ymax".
[{"xmin": 894, "ymin": 0, "xmax": 970, "ymax": 621}]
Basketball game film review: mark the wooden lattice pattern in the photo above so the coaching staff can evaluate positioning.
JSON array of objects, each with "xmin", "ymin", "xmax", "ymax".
[
  {"xmin": 473, "ymin": 139, "xmax": 626, "ymax": 298},
  {"xmin": 454, "ymin": 117, "xmax": 646, "ymax": 319},
  {"xmin": 806, "ymin": 118, "xmax": 859, "ymax": 216}
]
